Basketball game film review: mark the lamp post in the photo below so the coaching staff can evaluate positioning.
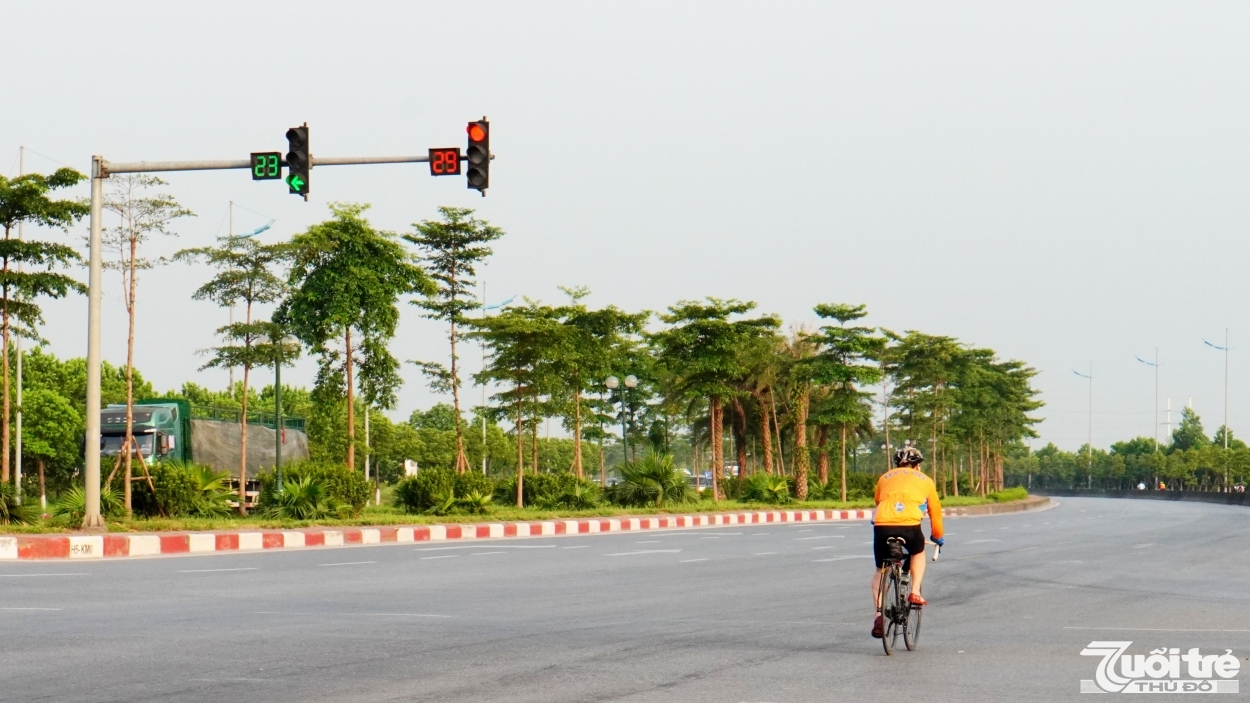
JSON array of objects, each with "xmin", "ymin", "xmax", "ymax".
[
  {"xmin": 605, "ymin": 374, "xmax": 637, "ymax": 466},
  {"xmin": 273, "ymin": 335, "xmax": 299, "ymax": 493},
  {"xmin": 1073, "ymin": 364, "xmax": 1094, "ymax": 485},
  {"xmin": 1135, "ymin": 350, "xmax": 1159, "ymax": 452},
  {"xmin": 1203, "ymin": 331, "xmax": 1231, "ymax": 491}
]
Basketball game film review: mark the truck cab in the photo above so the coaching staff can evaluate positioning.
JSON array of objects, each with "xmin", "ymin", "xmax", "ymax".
[{"xmin": 99, "ymin": 400, "xmax": 190, "ymax": 463}]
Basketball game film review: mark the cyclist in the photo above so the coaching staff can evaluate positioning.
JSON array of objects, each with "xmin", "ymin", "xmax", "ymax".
[{"xmin": 871, "ymin": 442, "xmax": 945, "ymax": 639}]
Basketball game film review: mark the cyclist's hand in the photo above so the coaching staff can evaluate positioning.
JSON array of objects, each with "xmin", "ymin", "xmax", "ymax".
[{"xmin": 932, "ymin": 536, "xmax": 945, "ymax": 547}]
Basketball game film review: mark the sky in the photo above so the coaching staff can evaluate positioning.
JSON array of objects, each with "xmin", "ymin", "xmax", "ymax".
[{"xmin": 4, "ymin": 2, "xmax": 1250, "ymax": 450}]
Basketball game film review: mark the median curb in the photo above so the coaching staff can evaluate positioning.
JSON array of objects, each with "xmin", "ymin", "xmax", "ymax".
[{"xmin": 0, "ymin": 497, "xmax": 1048, "ymax": 560}]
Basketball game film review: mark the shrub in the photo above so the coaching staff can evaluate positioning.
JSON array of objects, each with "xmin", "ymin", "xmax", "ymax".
[
  {"xmin": 607, "ymin": 451, "xmax": 697, "ymax": 508},
  {"xmin": 719, "ymin": 475, "xmax": 746, "ymax": 500},
  {"xmin": 259, "ymin": 475, "xmax": 345, "ymax": 520},
  {"xmin": 393, "ymin": 468, "xmax": 494, "ymax": 514},
  {"xmin": 132, "ymin": 462, "xmax": 203, "ymax": 517},
  {"xmin": 51, "ymin": 484, "xmax": 124, "ymax": 526},
  {"xmin": 742, "ymin": 473, "xmax": 792, "ymax": 504},
  {"xmin": 258, "ymin": 461, "xmax": 371, "ymax": 516},
  {"xmin": 987, "ymin": 486, "xmax": 1028, "ymax": 502},
  {"xmin": 494, "ymin": 473, "xmax": 601, "ymax": 509},
  {"xmin": 0, "ymin": 482, "xmax": 38, "ymax": 525}
]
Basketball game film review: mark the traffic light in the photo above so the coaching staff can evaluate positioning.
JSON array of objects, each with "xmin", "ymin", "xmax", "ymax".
[
  {"xmin": 465, "ymin": 118, "xmax": 489, "ymax": 195},
  {"xmin": 285, "ymin": 124, "xmax": 310, "ymax": 198}
]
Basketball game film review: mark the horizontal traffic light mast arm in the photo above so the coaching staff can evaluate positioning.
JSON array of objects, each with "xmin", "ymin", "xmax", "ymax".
[{"xmin": 99, "ymin": 154, "xmax": 432, "ymax": 176}]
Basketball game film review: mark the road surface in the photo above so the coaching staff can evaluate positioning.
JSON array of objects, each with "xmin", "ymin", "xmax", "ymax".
[{"xmin": 3, "ymin": 497, "xmax": 1248, "ymax": 702}]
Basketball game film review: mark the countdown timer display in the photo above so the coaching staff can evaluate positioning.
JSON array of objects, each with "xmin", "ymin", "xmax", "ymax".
[
  {"xmin": 251, "ymin": 152, "xmax": 283, "ymax": 180},
  {"xmin": 429, "ymin": 148, "xmax": 461, "ymax": 176}
]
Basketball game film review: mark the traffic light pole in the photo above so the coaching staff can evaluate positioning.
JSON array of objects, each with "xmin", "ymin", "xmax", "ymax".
[
  {"xmin": 99, "ymin": 153, "xmax": 433, "ymax": 176},
  {"xmin": 80, "ymin": 150, "xmax": 437, "ymax": 528}
]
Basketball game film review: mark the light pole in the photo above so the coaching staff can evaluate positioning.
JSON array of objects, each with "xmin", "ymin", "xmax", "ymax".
[
  {"xmin": 605, "ymin": 374, "xmax": 637, "ymax": 466},
  {"xmin": 1135, "ymin": 350, "xmax": 1159, "ymax": 452},
  {"xmin": 1203, "ymin": 331, "xmax": 1231, "ymax": 491},
  {"xmin": 272, "ymin": 334, "xmax": 298, "ymax": 493},
  {"xmin": 1073, "ymin": 365, "xmax": 1093, "ymax": 481}
]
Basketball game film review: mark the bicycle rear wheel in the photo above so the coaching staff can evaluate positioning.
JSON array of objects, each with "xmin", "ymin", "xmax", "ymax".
[
  {"xmin": 904, "ymin": 601, "xmax": 922, "ymax": 650},
  {"xmin": 880, "ymin": 568, "xmax": 901, "ymax": 655}
]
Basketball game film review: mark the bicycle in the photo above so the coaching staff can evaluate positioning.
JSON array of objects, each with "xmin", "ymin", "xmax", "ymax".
[{"xmin": 877, "ymin": 536, "xmax": 939, "ymax": 655}]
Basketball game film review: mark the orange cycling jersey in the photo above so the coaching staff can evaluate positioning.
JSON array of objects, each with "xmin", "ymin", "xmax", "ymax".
[{"xmin": 873, "ymin": 467, "xmax": 944, "ymax": 540}]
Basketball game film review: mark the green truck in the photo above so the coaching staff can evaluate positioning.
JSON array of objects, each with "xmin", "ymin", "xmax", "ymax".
[{"xmin": 98, "ymin": 399, "xmax": 310, "ymax": 505}]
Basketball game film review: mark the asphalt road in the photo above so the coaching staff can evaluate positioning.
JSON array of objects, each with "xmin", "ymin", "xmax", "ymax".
[{"xmin": 3, "ymin": 497, "xmax": 1249, "ymax": 702}]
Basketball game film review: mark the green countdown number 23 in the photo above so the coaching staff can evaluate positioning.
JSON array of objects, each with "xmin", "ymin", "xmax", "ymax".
[{"xmin": 254, "ymin": 154, "xmax": 280, "ymax": 178}]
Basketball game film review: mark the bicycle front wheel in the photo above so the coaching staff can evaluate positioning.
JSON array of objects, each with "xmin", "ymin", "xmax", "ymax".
[
  {"xmin": 881, "ymin": 569, "xmax": 901, "ymax": 655},
  {"xmin": 904, "ymin": 601, "xmax": 922, "ymax": 650}
]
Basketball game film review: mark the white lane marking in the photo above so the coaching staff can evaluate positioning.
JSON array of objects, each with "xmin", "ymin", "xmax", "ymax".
[
  {"xmin": 973, "ymin": 530, "xmax": 985, "ymax": 533},
  {"xmin": 0, "ymin": 607, "xmax": 62, "ymax": 611},
  {"xmin": 255, "ymin": 611, "xmax": 453, "ymax": 618},
  {"xmin": 0, "ymin": 573, "xmax": 87, "ymax": 578},
  {"xmin": 796, "ymin": 529, "xmax": 814, "ymax": 532},
  {"xmin": 700, "ymin": 536, "xmax": 720, "ymax": 540},
  {"xmin": 470, "ymin": 552, "xmax": 505, "ymax": 556},
  {"xmin": 416, "ymin": 546, "xmax": 472, "ymax": 552},
  {"xmin": 419, "ymin": 555, "xmax": 460, "ymax": 560},
  {"xmin": 966, "ymin": 539, "xmax": 1001, "ymax": 544},
  {"xmin": 179, "ymin": 568, "xmax": 258, "ymax": 573},
  {"xmin": 604, "ymin": 549, "xmax": 682, "ymax": 556},
  {"xmin": 1132, "ymin": 543, "xmax": 1154, "ymax": 549},
  {"xmin": 811, "ymin": 546, "xmax": 836, "ymax": 551},
  {"xmin": 681, "ymin": 558, "xmax": 709, "ymax": 563},
  {"xmin": 813, "ymin": 555, "xmax": 873, "ymax": 562},
  {"xmin": 319, "ymin": 561, "xmax": 376, "ymax": 567},
  {"xmin": 635, "ymin": 541, "xmax": 662, "ymax": 544},
  {"xmin": 1065, "ymin": 626, "xmax": 1250, "ymax": 633},
  {"xmin": 796, "ymin": 535, "xmax": 844, "ymax": 541},
  {"xmin": 754, "ymin": 552, "xmax": 778, "ymax": 556}
]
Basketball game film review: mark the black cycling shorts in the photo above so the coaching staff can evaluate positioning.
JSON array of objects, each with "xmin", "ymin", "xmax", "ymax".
[{"xmin": 873, "ymin": 524, "xmax": 926, "ymax": 569}]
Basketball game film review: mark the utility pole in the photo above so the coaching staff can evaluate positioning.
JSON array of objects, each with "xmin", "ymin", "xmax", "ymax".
[
  {"xmin": 81, "ymin": 133, "xmax": 484, "ymax": 526},
  {"xmin": 1073, "ymin": 365, "xmax": 1093, "ymax": 475},
  {"xmin": 15, "ymin": 147, "xmax": 23, "ymax": 504},
  {"xmin": 228, "ymin": 201, "xmax": 235, "ymax": 395},
  {"xmin": 1136, "ymin": 350, "xmax": 1159, "ymax": 452}
]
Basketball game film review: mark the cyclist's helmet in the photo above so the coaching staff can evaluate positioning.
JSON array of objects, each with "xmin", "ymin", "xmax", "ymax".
[{"xmin": 893, "ymin": 440, "xmax": 923, "ymax": 467}]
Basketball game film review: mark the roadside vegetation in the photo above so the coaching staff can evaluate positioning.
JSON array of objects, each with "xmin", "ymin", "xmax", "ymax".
[{"xmin": 1, "ymin": 177, "xmax": 1045, "ymax": 531}]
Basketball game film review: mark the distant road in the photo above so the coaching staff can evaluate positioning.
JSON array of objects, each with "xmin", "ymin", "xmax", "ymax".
[{"xmin": 2, "ymin": 497, "xmax": 1248, "ymax": 702}]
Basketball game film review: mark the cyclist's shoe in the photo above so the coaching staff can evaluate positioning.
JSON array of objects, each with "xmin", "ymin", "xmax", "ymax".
[
  {"xmin": 908, "ymin": 592, "xmax": 927, "ymax": 607},
  {"xmin": 871, "ymin": 615, "xmax": 884, "ymax": 638}
]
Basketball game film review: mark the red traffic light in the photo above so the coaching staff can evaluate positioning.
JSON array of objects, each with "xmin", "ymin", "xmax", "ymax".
[{"xmin": 467, "ymin": 123, "xmax": 487, "ymax": 142}]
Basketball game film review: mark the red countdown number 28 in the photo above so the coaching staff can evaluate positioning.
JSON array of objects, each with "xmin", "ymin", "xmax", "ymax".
[{"xmin": 429, "ymin": 149, "xmax": 461, "ymax": 176}]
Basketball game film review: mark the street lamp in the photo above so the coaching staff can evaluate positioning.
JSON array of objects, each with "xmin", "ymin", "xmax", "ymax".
[
  {"xmin": 272, "ymin": 334, "xmax": 300, "ymax": 493},
  {"xmin": 605, "ymin": 374, "xmax": 638, "ymax": 466}
]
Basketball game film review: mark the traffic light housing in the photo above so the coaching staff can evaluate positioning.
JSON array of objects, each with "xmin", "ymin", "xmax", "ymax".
[
  {"xmin": 466, "ymin": 119, "xmax": 489, "ymax": 195},
  {"xmin": 285, "ymin": 124, "xmax": 310, "ymax": 198}
]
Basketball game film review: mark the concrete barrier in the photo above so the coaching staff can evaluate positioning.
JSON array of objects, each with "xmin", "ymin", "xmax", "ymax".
[{"xmin": 0, "ymin": 496, "xmax": 1048, "ymax": 561}]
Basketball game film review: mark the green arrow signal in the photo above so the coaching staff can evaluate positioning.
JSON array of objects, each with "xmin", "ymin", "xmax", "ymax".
[{"xmin": 286, "ymin": 174, "xmax": 306, "ymax": 191}]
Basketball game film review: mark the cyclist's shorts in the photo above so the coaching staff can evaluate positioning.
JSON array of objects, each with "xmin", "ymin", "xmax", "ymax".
[{"xmin": 873, "ymin": 525, "xmax": 925, "ymax": 568}]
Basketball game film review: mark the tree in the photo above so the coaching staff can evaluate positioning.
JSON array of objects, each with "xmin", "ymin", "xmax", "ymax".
[
  {"xmin": 469, "ymin": 302, "xmax": 564, "ymax": 506},
  {"xmin": 278, "ymin": 203, "xmax": 431, "ymax": 470},
  {"xmin": 1171, "ymin": 407, "xmax": 1208, "ymax": 452},
  {"xmin": 808, "ymin": 303, "xmax": 882, "ymax": 501},
  {"xmin": 17, "ymin": 388, "xmax": 82, "ymax": 505},
  {"xmin": 102, "ymin": 175, "xmax": 194, "ymax": 513},
  {"xmin": 551, "ymin": 292, "xmax": 648, "ymax": 479},
  {"xmin": 406, "ymin": 206, "xmax": 504, "ymax": 474},
  {"xmin": 651, "ymin": 299, "xmax": 780, "ymax": 500},
  {"xmin": 0, "ymin": 168, "xmax": 88, "ymax": 487},
  {"xmin": 176, "ymin": 235, "xmax": 291, "ymax": 513},
  {"xmin": 410, "ymin": 403, "xmax": 460, "ymax": 431}
]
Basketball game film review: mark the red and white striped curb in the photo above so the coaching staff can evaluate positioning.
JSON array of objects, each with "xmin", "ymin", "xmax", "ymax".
[{"xmin": 0, "ymin": 505, "xmax": 1004, "ymax": 561}]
